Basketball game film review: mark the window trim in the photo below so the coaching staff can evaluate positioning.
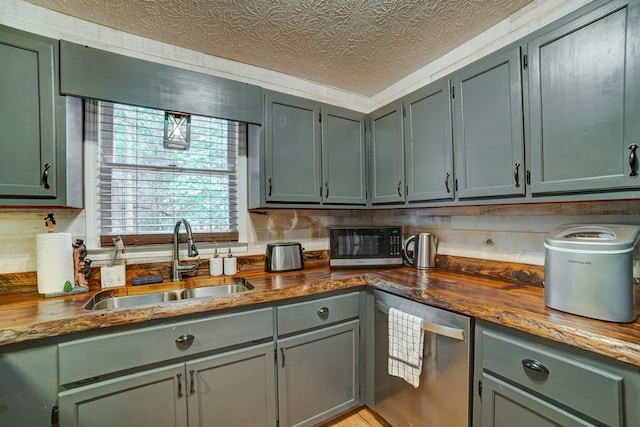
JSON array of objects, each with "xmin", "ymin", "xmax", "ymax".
[{"xmin": 82, "ymin": 97, "xmax": 249, "ymax": 256}]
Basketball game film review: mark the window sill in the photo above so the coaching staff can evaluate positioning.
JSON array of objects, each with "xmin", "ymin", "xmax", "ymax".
[{"xmin": 87, "ymin": 242, "xmax": 249, "ymax": 266}]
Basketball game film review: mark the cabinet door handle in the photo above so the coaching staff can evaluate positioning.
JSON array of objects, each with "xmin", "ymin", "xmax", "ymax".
[
  {"xmin": 317, "ymin": 306, "xmax": 329, "ymax": 320},
  {"xmin": 189, "ymin": 369, "xmax": 196, "ymax": 395},
  {"xmin": 267, "ymin": 177, "xmax": 273, "ymax": 196},
  {"xmin": 629, "ymin": 144, "xmax": 639, "ymax": 178},
  {"xmin": 514, "ymin": 162, "xmax": 521, "ymax": 188},
  {"xmin": 325, "ymin": 181, "xmax": 329, "ymax": 198},
  {"xmin": 445, "ymin": 172, "xmax": 451, "ymax": 193},
  {"xmin": 280, "ymin": 347, "xmax": 286, "ymax": 368},
  {"xmin": 177, "ymin": 373, "xmax": 183, "ymax": 398},
  {"xmin": 397, "ymin": 180, "xmax": 403, "ymax": 197},
  {"xmin": 175, "ymin": 334, "xmax": 195, "ymax": 349},
  {"xmin": 522, "ymin": 358, "xmax": 549, "ymax": 375},
  {"xmin": 42, "ymin": 163, "xmax": 52, "ymax": 189}
]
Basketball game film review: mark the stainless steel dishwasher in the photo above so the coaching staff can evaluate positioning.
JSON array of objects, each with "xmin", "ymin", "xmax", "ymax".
[{"xmin": 374, "ymin": 289, "xmax": 472, "ymax": 427}]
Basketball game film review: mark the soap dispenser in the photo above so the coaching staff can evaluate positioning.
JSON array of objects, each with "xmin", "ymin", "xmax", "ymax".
[{"xmin": 223, "ymin": 249, "xmax": 237, "ymax": 276}]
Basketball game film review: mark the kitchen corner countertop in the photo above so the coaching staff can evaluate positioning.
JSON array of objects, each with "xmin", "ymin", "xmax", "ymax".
[{"xmin": 1, "ymin": 266, "xmax": 639, "ymax": 367}]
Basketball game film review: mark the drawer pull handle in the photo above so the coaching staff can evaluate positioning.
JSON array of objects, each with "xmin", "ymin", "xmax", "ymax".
[
  {"xmin": 177, "ymin": 373, "xmax": 183, "ymax": 398},
  {"xmin": 175, "ymin": 334, "xmax": 195, "ymax": 349},
  {"xmin": 522, "ymin": 358, "xmax": 549, "ymax": 375},
  {"xmin": 317, "ymin": 306, "xmax": 329, "ymax": 320},
  {"xmin": 280, "ymin": 347, "xmax": 286, "ymax": 368},
  {"xmin": 189, "ymin": 369, "xmax": 196, "ymax": 395}
]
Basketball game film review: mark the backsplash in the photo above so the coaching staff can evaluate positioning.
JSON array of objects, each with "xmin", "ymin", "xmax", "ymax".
[
  {"xmin": 1, "ymin": 200, "xmax": 639, "ymax": 274},
  {"xmin": 249, "ymin": 200, "xmax": 640, "ymax": 267}
]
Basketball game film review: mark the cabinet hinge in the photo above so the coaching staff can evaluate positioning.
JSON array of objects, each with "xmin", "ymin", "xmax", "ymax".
[
  {"xmin": 526, "ymin": 170, "xmax": 531, "ymax": 185},
  {"xmin": 451, "ymin": 86, "xmax": 455, "ymax": 99},
  {"xmin": 522, "ymin": 54, "xmax": 528, "ymax": 69},
  {"xmin": 455, "ymin": 179, "xmax": 458, "ymax": 192},
  {"xmin": 51, "ymin": 405, "xmax": 59, "ymax": 426},
  {"xmin": 478, "ymin": 380, "xmax": 483, "ymax": 397}
]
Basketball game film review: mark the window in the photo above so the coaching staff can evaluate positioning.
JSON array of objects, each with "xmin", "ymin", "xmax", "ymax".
[{"xmin": 89, "ymin": 100, "xmax": 244, "ymax": 247}]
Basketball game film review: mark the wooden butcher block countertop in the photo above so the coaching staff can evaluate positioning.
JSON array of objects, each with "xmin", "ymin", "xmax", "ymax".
[{"xmin": 1, "ymin": 261, "xmax": 639, "ymax": 367}]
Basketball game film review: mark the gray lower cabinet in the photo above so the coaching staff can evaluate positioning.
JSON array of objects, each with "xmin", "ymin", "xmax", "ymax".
[
  {"xmin": 58, "ymin": 362, "xmax": 188, "ymax": 427},
  {"xmin": 277, "ymin": 320, "xmax": 360, "ymax": 427},
  {"xmin": 186, "ymin": 343, "xmax": 276, "ymax": 427},
  {"xmin": 0, "ymin": 25, "xmax": 82, "ymax": 207},
  {"xmin": 276, "ymin": 292, "xmax": 361, "ymax": 427},
  {"xmin": 0, "ymin": 344, "xmax": 58, "ymax": 427},
  {"xmin": 452, "ymin": 47, "xmax": 525, "ymax": 199},
  {"xmin": 370, "ymin": 101, "xmax": 405, "ymax": 205},
  {"xmin": 57, "ymin": 307, "xmax": 275, "ymax": 427},
  {"xmin": 58, "ymin": 343, "xmax": 276, "ymax": 427},
  {"xmin": 474, "ymin": 320, "xmax": 640, "ymax": 427},
  {"xmin": 527, "ymin": 0, "xmax": 640, "ymax": 195},
  {"xmin": 481, "ymin": 373, "xmax": 598, "ymax": 427},
  {"xmin": 403, "ymin": 79, "xmax": 455, "ymax": 202}
]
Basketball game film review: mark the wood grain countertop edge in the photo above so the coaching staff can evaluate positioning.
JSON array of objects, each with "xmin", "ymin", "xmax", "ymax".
[{"xmin": 1, "ymin": 265, "xmax": 639, "ymax": 368}]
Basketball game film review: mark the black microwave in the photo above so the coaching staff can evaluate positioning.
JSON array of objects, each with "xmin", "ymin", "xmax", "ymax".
[{"xmin": 329, "ymin": 226, "xmax": 403, "ymax": 268}]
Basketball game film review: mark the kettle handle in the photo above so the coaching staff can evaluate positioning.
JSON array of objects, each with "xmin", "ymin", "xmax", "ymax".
[{"xmin": 403, "ymin": 235, "xmax": 416, "ymax": 265}]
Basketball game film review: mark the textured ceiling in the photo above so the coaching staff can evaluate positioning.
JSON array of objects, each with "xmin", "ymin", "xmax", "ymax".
[{"xmin": 25, "ymin": 0, "xmax": 534, "ymax": 96}]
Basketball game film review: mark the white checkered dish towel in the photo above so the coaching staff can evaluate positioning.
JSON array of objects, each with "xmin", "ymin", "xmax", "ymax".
[{"xmin": 388, "ymin": 307, "xmax": 425, "ymax": 388}]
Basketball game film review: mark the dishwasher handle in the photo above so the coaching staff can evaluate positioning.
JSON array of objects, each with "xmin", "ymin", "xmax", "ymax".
[{"xmin": 375, "ymin": 301, "xmax": 466, "ymax": 341}]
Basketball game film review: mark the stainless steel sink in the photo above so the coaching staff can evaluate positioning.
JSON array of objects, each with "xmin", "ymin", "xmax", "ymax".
[
  {"xmin": 85, "ymin": 291, "xmax": 179, "ymax": 310},
  {"xmin": 181, "ymin": 282, "xmax": 253, "ymax": 299},
  {"xmin": 84, "ymin": 278, "xmax": 254, "ymax": 310}
]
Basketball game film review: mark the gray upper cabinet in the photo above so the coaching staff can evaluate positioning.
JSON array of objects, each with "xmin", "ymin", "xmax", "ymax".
[
  {"xmin": 251, "ymin": 91, "xmax": 367, "ymax": 207},
  {"xmin": 321, "ymin": 106, "xmax": 367, "ymax": 205},
  {"xmin": 0, "ymin": 26, "xmax": 56, "ymax": 200},
  {"xmin": 527, "ymin": 0, "xmax": 640, "ymax": 195},
  {"xmin": 404, "ymin": 79, "xmax": 455, "ymax": 202},
  {"xmin": 453, "ymin": 47, "xmax": 525, "ymax": 199},
  {"xmin": 370, "ymin": 101, "xmax": 405, "ymax": 204},
  {"xmin": 0, "ymin": 26, "xmax": 82, "ymax": 207},
  {"xmin": 264, "ymin": 91, "xmax": 322, "ymax": 204}
]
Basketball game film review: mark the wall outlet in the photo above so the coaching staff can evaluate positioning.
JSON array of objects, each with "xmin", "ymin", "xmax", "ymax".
[
  {"xmin": 310, "ymin": 225, "xmax": 319, "ymax": 240},
  {"xmin": 274, "ymin": 227, "xmax": 284, "ymax": 241}
]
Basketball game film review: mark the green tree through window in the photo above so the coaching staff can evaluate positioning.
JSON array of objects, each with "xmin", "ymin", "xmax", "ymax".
[{"xmin": 94, "ymin": 101, "xmax": 241, "ymax": 246}]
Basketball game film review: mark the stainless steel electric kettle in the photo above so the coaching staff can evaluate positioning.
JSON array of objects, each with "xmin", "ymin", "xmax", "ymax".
[{"xmin": 403, "ymin": 232, "xmax": 437, "ymax": 269}]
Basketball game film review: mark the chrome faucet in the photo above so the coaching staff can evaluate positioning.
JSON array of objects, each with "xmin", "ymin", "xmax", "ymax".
[{"xmin": 172, "ymin": 218, "xmax": 200, "ymax": 281}]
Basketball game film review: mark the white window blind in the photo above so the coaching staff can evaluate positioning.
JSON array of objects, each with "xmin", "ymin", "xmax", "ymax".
[{"xmin": 92, "ymin": 100, "xmax": 243, "ymax": 246}]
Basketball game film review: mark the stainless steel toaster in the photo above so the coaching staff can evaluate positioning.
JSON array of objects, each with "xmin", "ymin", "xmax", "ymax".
[
  {"xmin": 544, "ymin": 224, "xmax": 640, "ymax": 322},
  {"xmin": 265, "ymin": 242, "xmax": 304, "ymax": 272}
]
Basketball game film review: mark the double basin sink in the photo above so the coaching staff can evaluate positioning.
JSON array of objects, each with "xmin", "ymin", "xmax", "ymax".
[{"xmin": 84, "ymin": 278, "xmax": 254, "ymax": 311}]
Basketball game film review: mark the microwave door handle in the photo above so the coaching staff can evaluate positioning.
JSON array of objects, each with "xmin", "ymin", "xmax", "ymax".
[{"xmin": 375, "ymin": 301, "xmax": 465, "ymax": 342}]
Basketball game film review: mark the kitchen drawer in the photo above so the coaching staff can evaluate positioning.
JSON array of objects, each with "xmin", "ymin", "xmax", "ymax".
[
  {"xmin": 277, "ymin": 292, "xmax": 360, "ymax": 336},
  {"xmin": 482, "ymin": 328, "xmax": 623, "ymax": 426},
  {"xmin": 59, "ymin": 307, "xmax": 273, "ymax": 385}
]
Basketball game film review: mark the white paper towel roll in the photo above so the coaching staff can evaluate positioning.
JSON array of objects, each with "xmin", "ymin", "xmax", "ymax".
[{"xmin": 36, "ymin": 233, "xmax": 74, "ymax": 295}]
